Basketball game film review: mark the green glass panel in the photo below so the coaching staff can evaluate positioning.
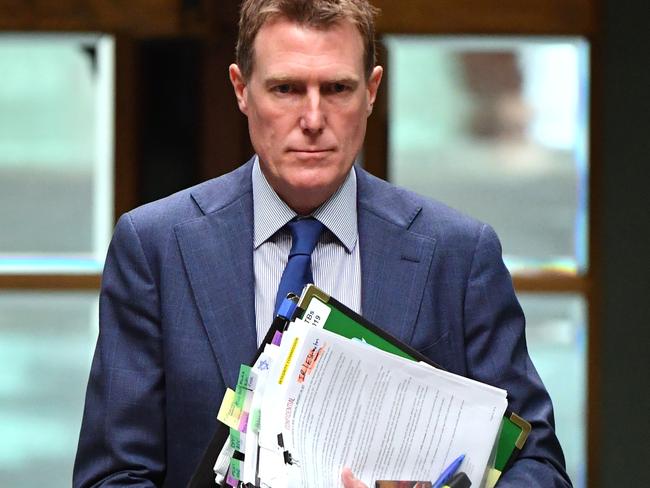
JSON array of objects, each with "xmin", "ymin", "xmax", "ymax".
[
  {"xmin": 520, "ymin": 293, "xmax": 587, "ymax": 487},
  {"xmin": 0, "ymin": 34, "xmax": 114, "ymax": 272},
  {"xmin": 386, "ymin": 36, "xmax": 590, "ymax": 274},
  {"xmin": 0, "ymin": 291, "xmax": 98, "ymax": 488}
]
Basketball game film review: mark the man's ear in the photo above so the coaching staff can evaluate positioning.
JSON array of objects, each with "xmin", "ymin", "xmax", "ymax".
[
  {"xmin": 366, "ymin": 65, "xmax": 383, "ymax": 115},
  {"xmin": 229, "ymin": 64, "xmax": 248, "ymax": 114}
]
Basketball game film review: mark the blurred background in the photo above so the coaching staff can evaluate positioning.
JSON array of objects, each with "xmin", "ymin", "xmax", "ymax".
[{"xmin": 0, "ymin": 1, "xmax": 648, "ymax": 487}]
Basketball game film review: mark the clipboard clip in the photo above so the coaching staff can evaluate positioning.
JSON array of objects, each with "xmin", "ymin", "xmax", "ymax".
[{"xmin": 277, "ymin": 294, "xmax": 300, "ymax": 320}]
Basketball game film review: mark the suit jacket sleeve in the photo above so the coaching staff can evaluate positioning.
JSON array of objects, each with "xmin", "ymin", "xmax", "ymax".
[
  {"xmin": 73, "ymin": 213, "xmax": 165, "ymax": 487},
  {"xmin": 463, "ymin": 224, "xmax": 572, "ymax": 487}
]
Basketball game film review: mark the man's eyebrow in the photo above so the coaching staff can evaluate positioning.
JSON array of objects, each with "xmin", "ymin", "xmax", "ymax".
[
  {"xmin": 327, "ymin": 77, "xmax": 360, "ymax": 87},
  {"xmin": 263, "ymin": 75, "xmax": 300, "ymax": 87},
  {"xmin": 263, "ymin": 75, "xmax": 360, "ymax": 87}
]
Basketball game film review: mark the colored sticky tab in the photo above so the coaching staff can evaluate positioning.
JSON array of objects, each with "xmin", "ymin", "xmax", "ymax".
[
  {"xmin": 238, "ymin": 411, "xmax": 249, "ymax": 433},
  {"xmin": 485, "ymin": 468, "xmax": 501, "ymax": 488},
  {"xmin": 229, "ymin": 458, "xmax": 242, "ymax": 480},
  {"xmin": 226, "ymin": 471, "xmax": 238, "ymax": 487},
  {"xmin": 217, "ymin": 388, "xmax": 241, "ymax": 430},
  {"xmin": 237, "ymin": 364, "xmax": 252, "ymax": 386},
  {"xmin": 279, "ymin": 337, "xmax": 300, "ymax": 385},
  {"xmin": 230, "ymin": 428, "xmax": 242, "ymax": 451},
  {"xmin": 272, "ymin": 330, "xmax": 283, "ymax": 346},
  {"xmin": 251, "ymin": 408, "xmax": 261, "ymax": 433},
  {"xmin": 235, "ymin": 365, "xmax": 252, "ymax": 409}
]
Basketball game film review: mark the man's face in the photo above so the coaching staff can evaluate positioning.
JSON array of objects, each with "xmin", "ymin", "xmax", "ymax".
[{"xmin": 230, "ymin": 17, "xmax": 383, "ymax": 214}]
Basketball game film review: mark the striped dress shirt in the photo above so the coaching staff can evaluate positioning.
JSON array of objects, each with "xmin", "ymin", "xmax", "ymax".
[{"xmin": 252, "ymin": 157, "xmax": 362, "ymax": 345}]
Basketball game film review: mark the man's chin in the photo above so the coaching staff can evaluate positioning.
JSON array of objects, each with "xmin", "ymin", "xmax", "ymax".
[{"xmin": 282, "ymin": 180, "xmax": 340, "ymax": 214}]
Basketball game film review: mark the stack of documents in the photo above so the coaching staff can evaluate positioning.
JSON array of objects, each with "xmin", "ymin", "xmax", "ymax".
[{"xmin": 213, "ymin": 292, "xmax": 508, "ymax": 488}]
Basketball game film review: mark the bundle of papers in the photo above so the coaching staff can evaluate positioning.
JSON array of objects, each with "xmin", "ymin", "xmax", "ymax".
[{"xmin": 214, "ymin": 305, "xmax": 508, "ymax": 488}]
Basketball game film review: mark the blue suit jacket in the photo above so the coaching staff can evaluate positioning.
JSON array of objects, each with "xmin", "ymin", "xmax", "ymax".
[{"xmin": 74, "ymin": 159, "xmax": 571, "ymax": 487}]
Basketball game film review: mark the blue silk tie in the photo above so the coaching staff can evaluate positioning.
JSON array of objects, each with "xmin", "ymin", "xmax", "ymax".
[{"xmin": 274, "ymin": 217, "xmax": 325, "ymax": 315}]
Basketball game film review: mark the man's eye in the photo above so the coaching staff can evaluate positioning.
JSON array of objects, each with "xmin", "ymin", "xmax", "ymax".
[
  {"xmin": 273, "ymin": 84, "xmax": 292, "ymax": 94},
  {"xmin": 329, "ymin": 83, "xmax": 348, "ymax": 94}
]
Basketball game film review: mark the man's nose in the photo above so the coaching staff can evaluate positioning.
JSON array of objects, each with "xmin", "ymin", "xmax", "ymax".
[{"xmin": 299, "ymin": 89, "xmax": 325, "ymax": 134}]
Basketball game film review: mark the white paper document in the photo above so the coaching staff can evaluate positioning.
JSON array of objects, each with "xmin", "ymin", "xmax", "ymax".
[
  {"xmin": 216, "ymin": 320, "xmax": 507, "ymax": 488},
  {"xmin": 275, "ymin": 322, "xmax": 506, "ymax": 487}
]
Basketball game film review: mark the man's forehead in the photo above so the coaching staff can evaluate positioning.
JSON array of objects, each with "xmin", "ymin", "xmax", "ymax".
[
  {"xmin": 256, "ymin": 14, "xmax": 359, "ymax": 39},
  {"xmin": 250, "ymin": 17, "xmax": 365, "ymax": 75},
  {"xmin": 254, "ymin": 16, "xmax": 363, "ymax": 46}
]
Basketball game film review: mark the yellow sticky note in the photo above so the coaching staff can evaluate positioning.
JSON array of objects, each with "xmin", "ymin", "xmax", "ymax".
[{"xmin": 217, "ymin": 388, "xmax": 241, "ymax": 430}]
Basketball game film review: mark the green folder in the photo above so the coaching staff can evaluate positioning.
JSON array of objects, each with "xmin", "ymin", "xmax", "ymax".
[{"xmin": 295, "ymin": 284, "xmax": 531, "ymax": 474}]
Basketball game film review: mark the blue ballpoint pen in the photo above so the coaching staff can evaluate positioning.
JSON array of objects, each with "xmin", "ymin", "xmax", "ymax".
[{"xmin": 432, "ymin": 454, "xmax": 465, "ymax": 488}]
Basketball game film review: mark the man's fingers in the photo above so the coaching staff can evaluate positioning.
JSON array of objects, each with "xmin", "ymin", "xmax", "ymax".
[{"xmin": 341, "ymin": 467, "xmax": 368, "ymax": 488}]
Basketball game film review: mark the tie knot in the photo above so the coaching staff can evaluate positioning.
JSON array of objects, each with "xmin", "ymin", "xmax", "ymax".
[{"xmin": 287, "ymin": 218, "xmax": 324, "ymax": 257}]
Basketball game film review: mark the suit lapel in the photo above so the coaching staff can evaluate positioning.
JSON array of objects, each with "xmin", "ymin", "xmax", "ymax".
[
  {"xmin": 357, "ymin": 169, "xmax": 437, "ymax": 345},
  {"xmin": 175, "ymin": 163, "xmax": 258, "ymax": 389},
  {"xmin": 173, "ymin": 162, "xmax": 438, "ymax": 387}
]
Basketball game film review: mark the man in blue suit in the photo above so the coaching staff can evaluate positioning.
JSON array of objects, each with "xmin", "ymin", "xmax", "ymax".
[{"xmin": 75, "ymin": 1, "xmax": 571, "ymax": 486}]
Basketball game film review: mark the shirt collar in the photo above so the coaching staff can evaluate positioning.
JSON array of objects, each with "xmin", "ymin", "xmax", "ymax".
[{"xmin": 252, "ymin": 156, "xmax": 358, "ymax": 252}]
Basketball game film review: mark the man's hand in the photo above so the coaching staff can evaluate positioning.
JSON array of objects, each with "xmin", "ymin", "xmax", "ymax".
[{"xmin": 341, "ymin": 467, "xmax": 369, "ymax": 488}]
